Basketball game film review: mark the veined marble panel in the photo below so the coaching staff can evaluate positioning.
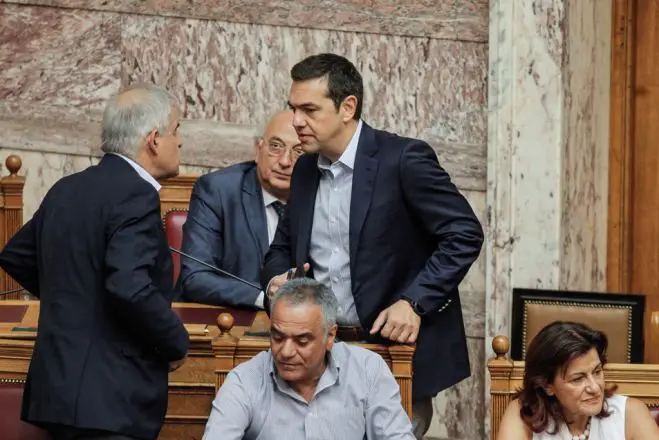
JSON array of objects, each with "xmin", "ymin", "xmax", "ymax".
[
  {"xmin": 456, "ymin": 0, "xmax": 489, "ymax": 43},
  {"xmin": 0, "ymin": 106, "xmax": 485, "ymax": 190},
  {"xmin": 0, "ymin": 148, "xmax": 98, "ymax": 221},
  {"xmin": 0, "ymin": 148, "xmax": 213, "ymax": 222},
  {"xmin": 119, "ymin": 16, "xmax": 487, "ymax": 141},
  {"xmin": 460, "ymin": 190, "xmax": 486, "ymax": 294},
  {"xmin": 485, "ymin": 0, "xmax": 612, "ymax": 436},
  {"xmin": 428, "ymin": 337, "xmax": 485, "ymax": 440},
  {"xmin": 0, "ymin": 4, "xmax": 121, "ymax": 111},
  {"xmin": 486, "ymin": 0, "xmax": 566, "ymax": 349},
  {"xmin": 4, "ymin": 0, "xmax": 488, "ymax": 42},
  {"xmin": 121, "ymin": 14, "xmax": 487, "ymax": 189},
  {"xmin": 0, "ymin": 5, "xmax": 488, "ymax": 189},
  {"xmin": 0, "ymin": 108, "xmax": 257, "ymax": 169},
  {"xmin": 559, "ymin": 0, "xmax": 610, "ymax": 292}
]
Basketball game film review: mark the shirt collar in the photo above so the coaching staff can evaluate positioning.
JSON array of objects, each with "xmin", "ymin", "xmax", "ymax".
[
  {"xmin": 317, "ymin": 120, "xmax": 363, "ymax": 171},
  {"xmin": 262, "ymin": 188, "xmax": 281, "ymax": 208},
  {"xmin": 268, "ymin": 343, "xmax": 343, "ymax": 389},
  {"xmin": 110, "ymin": 153, "xmax": 161, "ymax": 191}
]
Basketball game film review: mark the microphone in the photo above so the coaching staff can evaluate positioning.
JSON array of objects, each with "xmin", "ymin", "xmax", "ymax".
[{"xmin": 169, "ymin": 247, "xmax": 262, "ymax": 291}]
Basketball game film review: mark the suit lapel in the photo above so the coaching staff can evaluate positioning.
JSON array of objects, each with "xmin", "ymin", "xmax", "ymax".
[
  {"xmin": 349, "ymin": 124, "xmax": 379, "ymax": 267},
  {"xmin": 296, "ymin": 156, "xmax": 321, "ymax": 267},
  {"xmin": 241, "ymin": 168, "xmax": 269, "ymax": 256}
]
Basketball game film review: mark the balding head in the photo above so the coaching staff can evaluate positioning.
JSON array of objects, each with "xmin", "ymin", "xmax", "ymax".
[
  {"xmin": 101, "ymin": 83, "xmax": 182, "ymax": 179},
  {"xmin": 255, "ymin": 109, "xmax": 303, "ymax": 201}
]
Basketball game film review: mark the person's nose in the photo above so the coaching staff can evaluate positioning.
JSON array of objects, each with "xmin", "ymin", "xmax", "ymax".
[
  {"xmin": 279, "ymin": 339, "xmax": 296, "ymax": 359},
  {"xmin": 584, "ymin": 375, "xmax": 599, "ymax": 393},
  {"xmin": 278, "ymin": 149, "xmax": 293, "ymax": 168},
  {"xmin": 292, "ymin": 111, "xmax": 306, "ymax": 129}
]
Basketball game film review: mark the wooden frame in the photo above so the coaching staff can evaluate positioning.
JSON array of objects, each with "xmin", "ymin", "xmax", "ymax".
[
  {"xmin": 0, "ymin": 155, "xmax": 25, "ymax": 300},
  {"xmin": 158, "ymin": 175, "xmax": 198, "ymax": 218},
  {"xmin": 607, "ymin": 0, "xmax": 635, "ymax": 293},
  {"xmin": 511, "ymin": 288, "xmax": 645, "ymax": 362}
]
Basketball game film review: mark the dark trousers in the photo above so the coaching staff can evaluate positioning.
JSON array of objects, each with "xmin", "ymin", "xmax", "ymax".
[{"xmin": 47, "ymin": 425, "xmax": 144, "ymax": 440}]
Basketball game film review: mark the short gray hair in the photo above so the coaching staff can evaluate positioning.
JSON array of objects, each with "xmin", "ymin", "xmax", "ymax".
[
  {"xmin": 270, "ymin": 278, "xmax": 338, "ymax": 335},
  {"xmin": 101, "ymin": 83, "xmax": 179, "ymax": 157}
]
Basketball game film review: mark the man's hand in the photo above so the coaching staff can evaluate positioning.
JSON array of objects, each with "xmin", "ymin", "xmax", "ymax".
[
  {"xmin": 267, "ymin": 263, "xmax": 310, "ymax": 297},
  {"xmin": 169, "ymin": 356, "xmax": 187, "ymax": 372},
  {"xmin": 369, "ymin": 300, "xmax": 421, "ymax": 343}
]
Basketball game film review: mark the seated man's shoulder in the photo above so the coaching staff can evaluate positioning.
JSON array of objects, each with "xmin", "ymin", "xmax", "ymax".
[
  {"xmin": 200, "ymin": 161, "xmax": 256, "ymax": 183},
  {"xmin": 194, "ymin": 161, "xmax": 256, "ymax": 197},
  {"xmin": 336, "ymin": 342, "xmax": 388, "ymax": 373},
  {"xmin": 220, "ymin": 352, "xmax": 271, "ymax": 402},
  {"xmin": 230, "ymin": 350, "xmax": 271, "ymax": 381}
]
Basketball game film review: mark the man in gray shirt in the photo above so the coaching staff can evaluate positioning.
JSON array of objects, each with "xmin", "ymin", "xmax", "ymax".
[{"xmin": 202, "ymin": 278, "xmax": 415, "ymax": 440}]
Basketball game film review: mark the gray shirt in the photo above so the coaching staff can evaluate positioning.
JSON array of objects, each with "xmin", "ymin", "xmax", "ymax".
[
  {"xmin": 309, "ymin": 120, "xmax": 363, "ymax": 325},
  {"xmin": 202, "ymin": 341, "xmax": 414, "ymax": 440}
]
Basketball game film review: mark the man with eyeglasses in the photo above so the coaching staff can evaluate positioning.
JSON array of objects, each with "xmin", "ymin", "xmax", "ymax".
[{"xmin": 179, "ymin": 110, "xmax": 304, "ymax": 308}]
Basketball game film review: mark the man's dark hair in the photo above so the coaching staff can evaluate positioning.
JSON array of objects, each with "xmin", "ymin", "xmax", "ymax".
[{"xmin": 290, "ymin": 53, "xmax": 363, "ymax": 120}]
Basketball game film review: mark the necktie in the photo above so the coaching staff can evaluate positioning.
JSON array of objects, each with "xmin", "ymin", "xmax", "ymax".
[{"xmin": 270, "ymin": 201, "xmax": 285, "ymax": 219}]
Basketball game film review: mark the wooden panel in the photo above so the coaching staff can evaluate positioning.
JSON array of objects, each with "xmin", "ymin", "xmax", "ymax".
[
  {"xmin": 608, "ymin": 0, "xmax": 659, "ymax": 363},
  {"xmin": 0, "ymin": 156, "xmax": 25, "ymax": 300},
  {"xmin": 158, "ymin": 175, "xmax": 198, "ymax": 218},
  {"xmin": 608, "ymin": 0, "xmax": 635, "ymax": 294},
  {"xmin": 631, "ymin": 0, "xmax": 659, "ymax": 363}
]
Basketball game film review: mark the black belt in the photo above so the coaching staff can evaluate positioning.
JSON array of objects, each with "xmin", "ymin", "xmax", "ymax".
[{"xmin": 336, "ymin": 326, "xmax": 369, "ymax": 342}]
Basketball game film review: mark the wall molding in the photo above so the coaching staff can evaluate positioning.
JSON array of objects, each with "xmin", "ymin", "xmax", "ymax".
[{"xmin": 0, "ymin": 108, "xmax": 486, "ymax": 190}]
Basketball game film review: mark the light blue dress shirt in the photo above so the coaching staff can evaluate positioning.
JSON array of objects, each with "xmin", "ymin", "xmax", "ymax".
[
  {"xmin": 309, "ymin": 120, "xmax": 363, "ymax": 325},
  {"xmin": 202, "ymin": 341, "xmax": 415, "ymax": 440}
]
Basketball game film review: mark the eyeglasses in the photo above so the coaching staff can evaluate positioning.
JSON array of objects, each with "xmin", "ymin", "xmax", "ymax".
[{"xmin": 267, "ymin": 141, "xmax": 304, "ymax": 159}]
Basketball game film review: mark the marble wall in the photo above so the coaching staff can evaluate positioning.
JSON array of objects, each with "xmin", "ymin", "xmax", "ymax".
[
  {"xmin": 0, "ymin": 1, "xmax": 490, "ymax": 438},
  {"xmin": 485, "ymin": 0, "xmax": 611, "ymax": 432}
]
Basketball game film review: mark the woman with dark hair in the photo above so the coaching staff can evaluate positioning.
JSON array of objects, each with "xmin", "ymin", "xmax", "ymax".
[{"xmin": 497, "ymin": 321, "xmax": 659, "ymax": 439}]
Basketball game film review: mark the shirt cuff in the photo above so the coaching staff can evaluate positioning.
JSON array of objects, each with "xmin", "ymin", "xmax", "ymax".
[{"xmin": 254, "ymin": 291, "xmax": 265, "ymax": 309}]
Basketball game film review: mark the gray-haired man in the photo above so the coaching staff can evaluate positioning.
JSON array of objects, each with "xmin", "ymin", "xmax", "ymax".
[
  {"xmin": 202, "ymin": 278, "xmax": 415, "ymax": 440},
  {"xmin": 0, "ymin": 83, "xmax": 189, "ymax": 440}
]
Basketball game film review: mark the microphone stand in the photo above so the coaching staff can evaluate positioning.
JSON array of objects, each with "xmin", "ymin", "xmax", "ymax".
[
  {"xmin": 169, "ymin": 247, "xmax": 262, "ymax": 291},
  {"xmin": 0, "ymin": 249, "xmax": 263, "ymax": 298},
  {"xmin": 0, "ymin": 287, "xmax": 27, "ymax": 297}
]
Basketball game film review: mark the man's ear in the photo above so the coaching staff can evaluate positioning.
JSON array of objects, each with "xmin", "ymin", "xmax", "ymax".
[
  {"xmin": 326, "ymin": 324, "xmax": 338, "ymax": 349},
  {"xmin": 340, "ymin": 96, "xmax": 357, "ymax": 122},
  {"xmin": 145, "ymin": 128, "xmax": 158, "ymax": 154}
]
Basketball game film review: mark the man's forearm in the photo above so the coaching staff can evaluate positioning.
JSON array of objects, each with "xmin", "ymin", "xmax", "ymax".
[{"xmin": 182, "ymin": 272, "xmax": 261, "ymax": 307}]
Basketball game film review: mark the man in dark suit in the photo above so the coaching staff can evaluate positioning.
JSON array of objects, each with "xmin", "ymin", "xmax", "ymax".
[
  {"xmin": 0, "ymin": 84, "xmax": 189, "ymax": 440},
  {"xmin": 179, "ymin": 110, "xmax": 303, "ymax": 308},
  {"xmin": 261, "ymin": 54, "xmax": 484, "ymax": 439}
]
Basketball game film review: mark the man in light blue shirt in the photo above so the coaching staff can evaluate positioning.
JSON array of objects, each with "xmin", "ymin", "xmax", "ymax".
[{"xmin": 202, "ymin": 278, "xmax": 415, "ymax": 440}]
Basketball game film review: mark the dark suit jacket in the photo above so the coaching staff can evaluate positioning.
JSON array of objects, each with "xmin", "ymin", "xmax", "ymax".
[
  {"xmin": 179, "ymin": 162, "xmax": 267, "ymax": 307},
  {"xmin": 261, "ymin": 123, "xmax": 484, "ymax": 398},
  {"xmin": 0, "ymin": 155, "xmax": 189, "ymax": 440}
]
